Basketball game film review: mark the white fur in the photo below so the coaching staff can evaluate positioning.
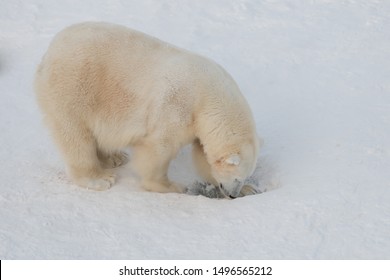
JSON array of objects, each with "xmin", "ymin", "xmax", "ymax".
[{"xmin": 34, "ymin": 22, "xmax": 260, "ymax": 197}]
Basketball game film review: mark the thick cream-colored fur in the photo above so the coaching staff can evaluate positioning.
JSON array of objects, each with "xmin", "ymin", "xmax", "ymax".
[{"xmin": 35, "ymin": 22, "xmax": 259, "ymax": 196}]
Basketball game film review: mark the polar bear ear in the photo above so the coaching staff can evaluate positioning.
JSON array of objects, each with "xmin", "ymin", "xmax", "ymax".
[{"xmin": 225, "ymin": 154, "xmax": 241, "ymax": 166}]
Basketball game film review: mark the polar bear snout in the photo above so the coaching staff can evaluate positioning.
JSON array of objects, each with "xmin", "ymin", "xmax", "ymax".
[{"xmin": 219, "ymin": 178, "xmax": 244, "ymax": 199}]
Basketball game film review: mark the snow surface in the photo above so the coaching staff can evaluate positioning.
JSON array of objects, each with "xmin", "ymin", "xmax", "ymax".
[{"xmin": 1, "ymin": 0, "xmax": 390, "ymax": 259}]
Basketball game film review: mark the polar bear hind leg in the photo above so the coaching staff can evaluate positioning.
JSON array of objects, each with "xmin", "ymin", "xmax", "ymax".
[{"xmin": 48, "ymin": 119, "xmax": 116, "ymax": 191}]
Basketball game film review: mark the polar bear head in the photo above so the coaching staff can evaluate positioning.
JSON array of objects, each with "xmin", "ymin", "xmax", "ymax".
[{"xmin": 209, "ymin": 139, "xmax": 259, "ymax": 198}]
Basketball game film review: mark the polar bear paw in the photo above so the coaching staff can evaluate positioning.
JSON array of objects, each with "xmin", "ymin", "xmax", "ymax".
[
  {"xmin": 76, "ymin": 172, "xmax": 116, "ymax": 191},
  {"xmin": 240, "ymin": 184, "xmax": 259, "ymax": 196},
  {"xmin": 142, "ymin": 181, "xmax": 183, "ymax": 194},
  {"xmin": 101, "ymin": 151, "xmax": 128, "ymax": 168}
]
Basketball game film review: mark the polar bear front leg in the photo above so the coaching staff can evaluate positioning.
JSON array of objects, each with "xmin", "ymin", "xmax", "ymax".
[
  {"xmin": 131, "ymin": 144, "xmax": 182, "ymax": 193},
  {"xmin": 192, "ymin": 139, "xmax": 217, "ymax": 185}
]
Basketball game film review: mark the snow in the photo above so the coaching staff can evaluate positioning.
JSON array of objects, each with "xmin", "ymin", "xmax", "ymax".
[{"xmin": 1, "ymin": 0, "xmax": 390, "ymax": 259}]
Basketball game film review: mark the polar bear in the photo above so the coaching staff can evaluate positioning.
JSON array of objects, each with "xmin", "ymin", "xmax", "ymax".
[{"xmin": 34, "ymin": 22, "xmax": 260, "ymax": 198}]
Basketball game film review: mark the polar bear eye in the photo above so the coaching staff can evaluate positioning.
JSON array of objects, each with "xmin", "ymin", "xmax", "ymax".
[{"xmin": 225, "ymin": 154, "xmax": 241, "ymax": 166}]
